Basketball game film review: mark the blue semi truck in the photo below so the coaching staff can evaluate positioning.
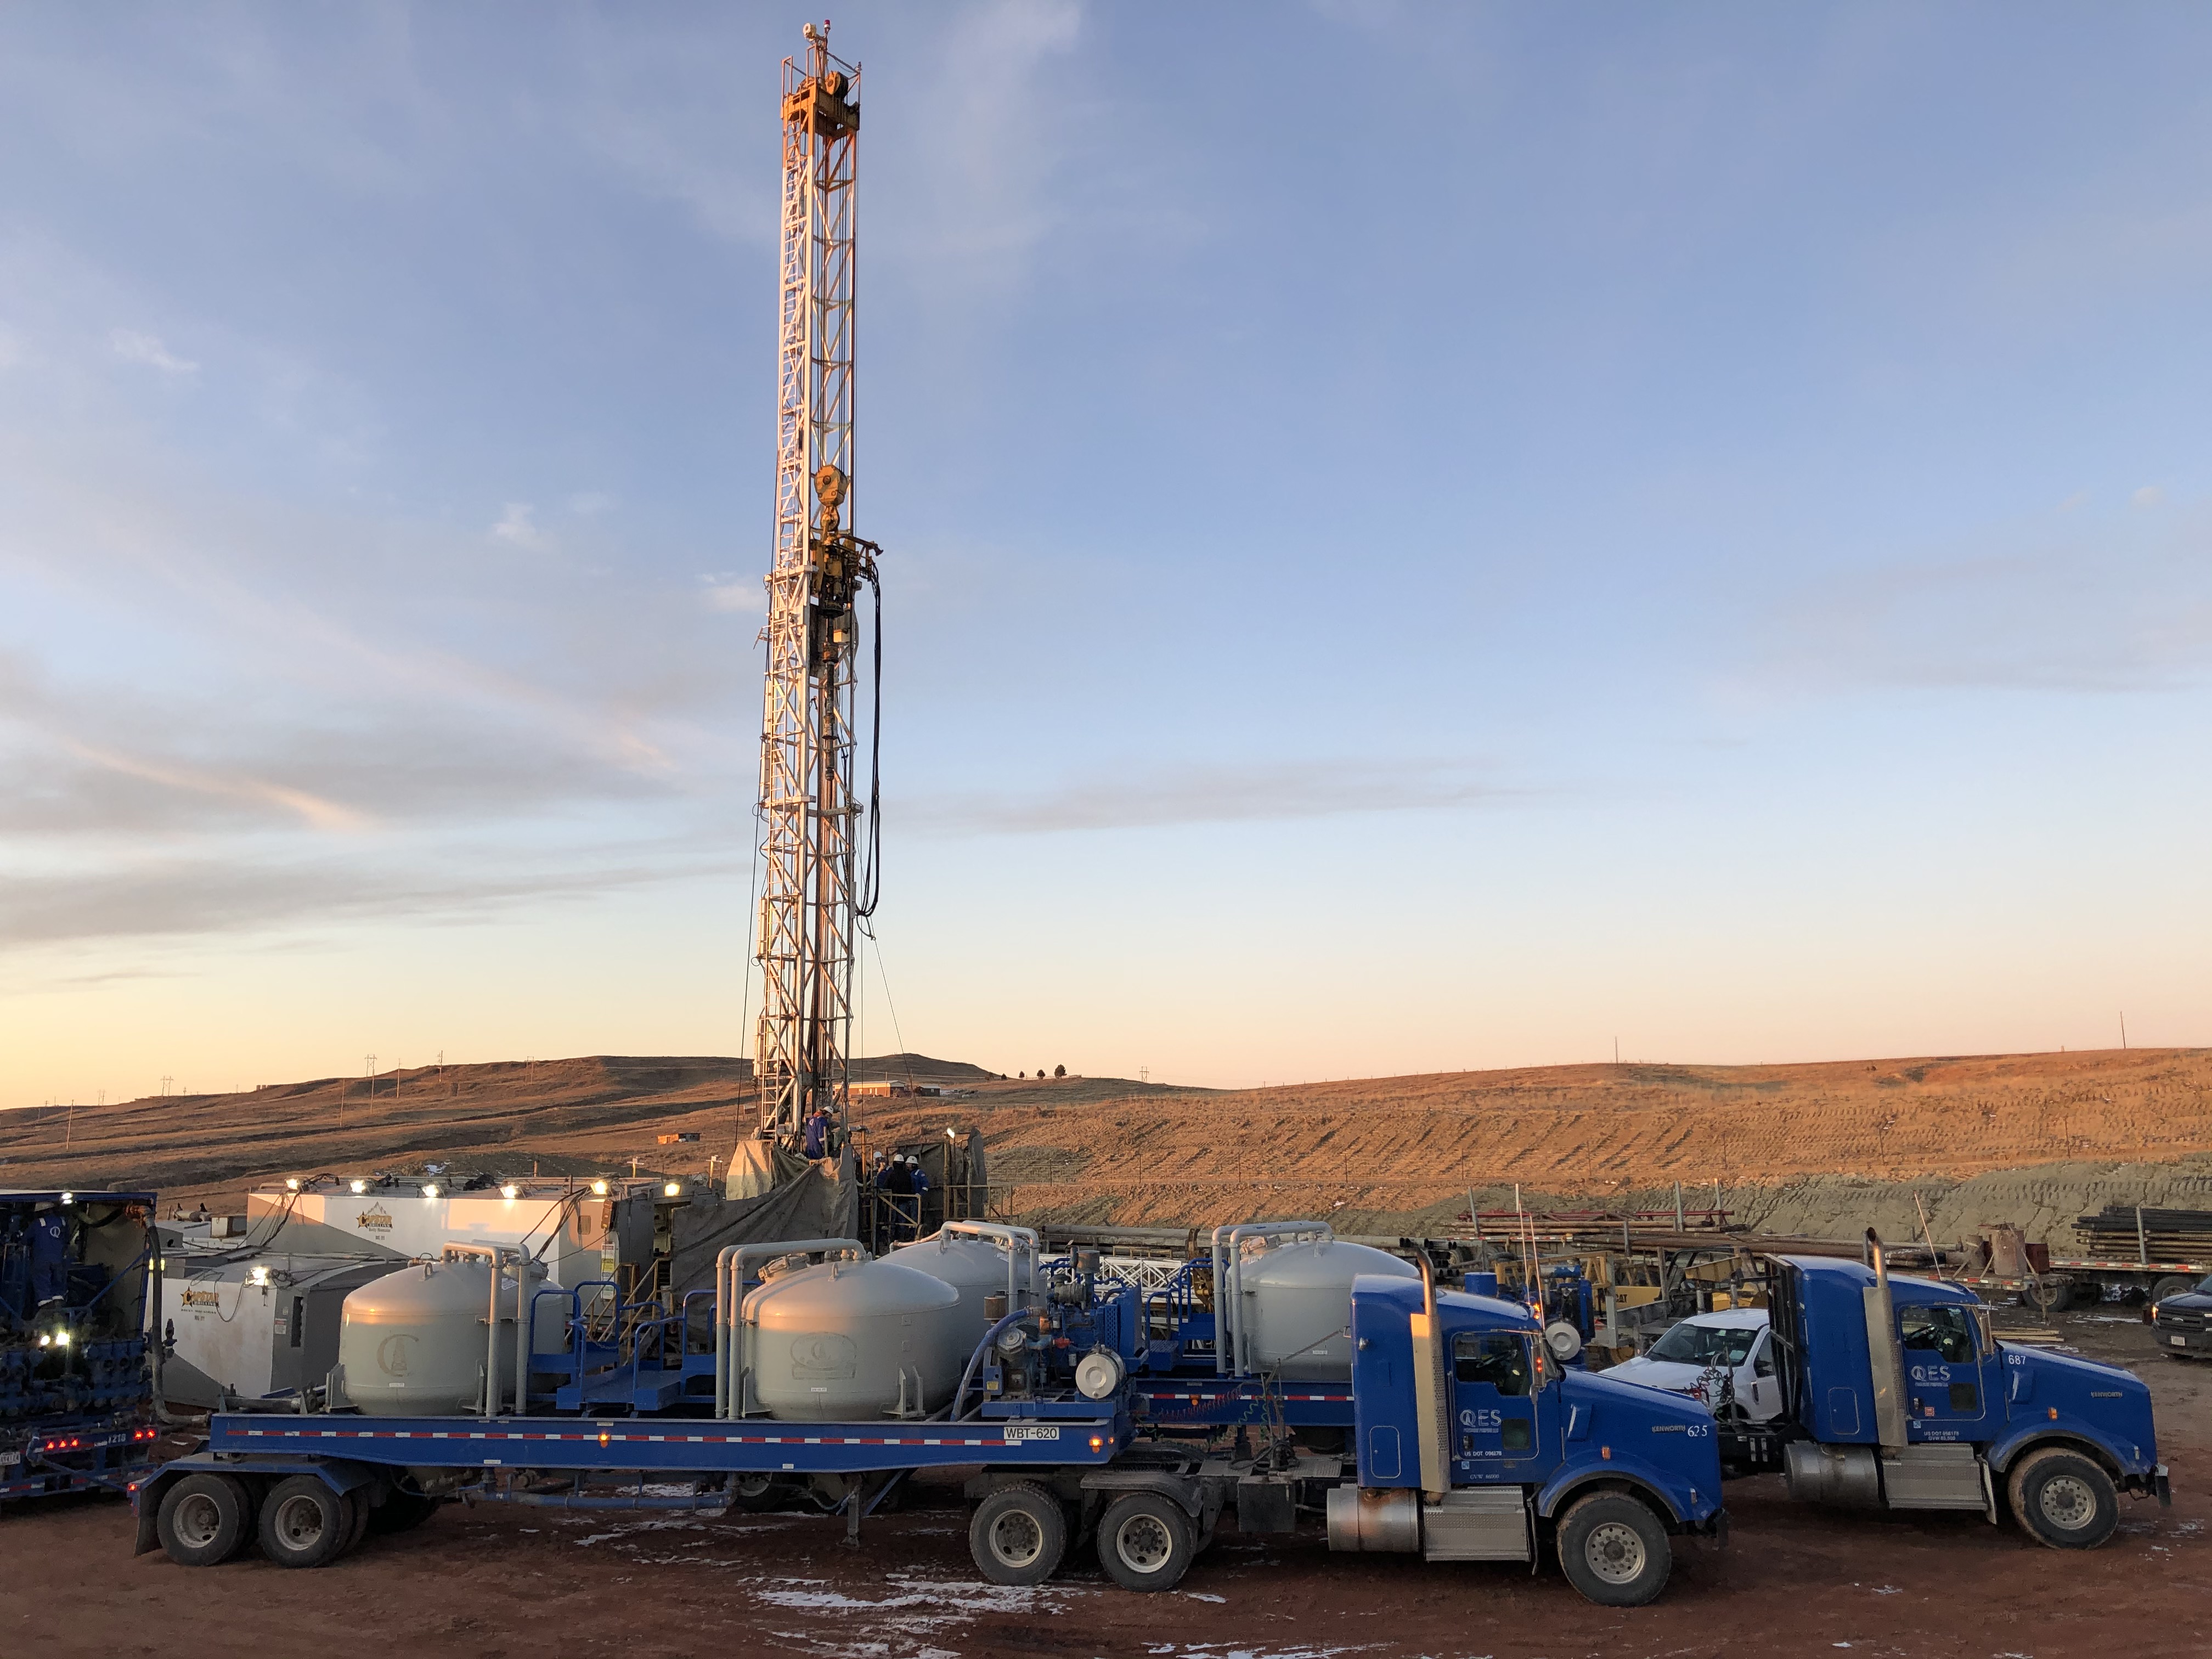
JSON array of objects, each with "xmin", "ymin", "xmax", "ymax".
[
  {"xmin": 1705, "ymin": 1237, "xmax": 2166, "ymax": 1547},
  {"xmin": 134, "ymin": 1240, "xmax": 1723, "ymax": 1605}
]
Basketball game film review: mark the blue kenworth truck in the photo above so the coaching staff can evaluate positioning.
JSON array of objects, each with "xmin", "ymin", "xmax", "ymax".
[
  {"xmin": 134, "ymin": 1237, "xmax": 1723, "ymax": 1605},
  {"xmin": 1682, "ymin": 1236, "xmax": 2167, "ymax": 1547}
]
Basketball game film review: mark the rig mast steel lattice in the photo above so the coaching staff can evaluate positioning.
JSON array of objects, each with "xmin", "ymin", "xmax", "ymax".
[{"xmin": 752, "ymin": 22, "xmax": 879, "ymax": 1156}]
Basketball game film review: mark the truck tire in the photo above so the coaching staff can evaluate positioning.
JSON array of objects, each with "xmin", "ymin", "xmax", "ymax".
[
  {"xmin": 366, "ymin": 1490, "xmax": 440, "ymax": 1536},
  {"xmin": 2151, "ymin": 1276, "xmax": 2193, "ymax": 1305},
  {"xmin": 729, "ymin": 1473, "xmax": 797, "ymax": 1514},
  {"xmin": 2007, "ymin": 1448, "xmax": 2118, "ymax": 1549},
  {"xmin": 1096, "ymin": 1492, "xmax": 1195, "ymax": 1593},
  {"xmin": 969, "ymin": 1482, "xmax": 1066, "ymax": 1587},
  {"xmin": 258, "ymin": 1475, "xmax": 352, "ymax": 1569},
  {"xmin": 1555, "ymin": 1492, "xmax": 1674, "ymax": 1607},
  {"xmin": 156, "ymin": 1473, "xmax": 251, "ymax": 1567},
  {"xmin": 342, "ymin": 1490, "xmax": 372, "ymax": 1555}
]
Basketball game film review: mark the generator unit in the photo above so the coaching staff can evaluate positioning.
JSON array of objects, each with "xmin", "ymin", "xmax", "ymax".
[{"xmin": 159, "ymin": 1253, "xmax": 409, "ymax": 1410}]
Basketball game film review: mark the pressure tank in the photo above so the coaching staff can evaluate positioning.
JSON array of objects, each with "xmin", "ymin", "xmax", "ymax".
[
  {"xmin": 338, "ymin": 1256, "xmax": 566, "ymax": 1418},
  {"xmin": 1239, "ymin": 1239, "xmax": 1419, "ymax": 1380},
  {"xmin": 891, "ymin": 1231, "xmax": 1026, "ymax": 1346},
  {"xmin": 742, "ymin": 1256, "xmax": 965, "ymax": 1421}
]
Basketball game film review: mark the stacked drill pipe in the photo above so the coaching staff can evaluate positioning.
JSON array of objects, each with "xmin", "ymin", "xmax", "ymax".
[{"xmin": 2073, "ymin": 1205, "xmax": 2212, "ymax": 1261}]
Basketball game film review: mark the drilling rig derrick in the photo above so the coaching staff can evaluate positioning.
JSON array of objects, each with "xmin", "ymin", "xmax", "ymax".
[{"xmin": 747, "ymin": 21, "xmax": 881, "ymax": 1175}]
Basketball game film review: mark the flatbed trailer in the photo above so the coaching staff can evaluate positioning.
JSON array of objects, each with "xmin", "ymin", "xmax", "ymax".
[{"xmin": 132, "ymin": 1236, "xmax": 1727, "ymax": 1604}]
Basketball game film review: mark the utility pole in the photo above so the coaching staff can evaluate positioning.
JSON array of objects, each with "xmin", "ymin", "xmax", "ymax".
[{"xmin": 749, "ymin": 22, "xmax": 879, "ymax": 1165}]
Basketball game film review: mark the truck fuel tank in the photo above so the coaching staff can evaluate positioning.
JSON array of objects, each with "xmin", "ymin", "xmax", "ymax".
[{"xmin": 1782, "ymin": 1441, "xmax": 1880, "ymax": 1507}]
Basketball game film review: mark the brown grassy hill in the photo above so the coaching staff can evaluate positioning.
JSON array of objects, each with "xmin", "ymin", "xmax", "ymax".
[
  {"xmin": 7, "ymin": 1048, "xmax": 2210, "ymax": 1245},
  {"xmin": 965, "ymin": 1048, "xmax": 2212, "ymax": 1225},
  {"xmin": 0, "ymin": 1053, "xmax": 991, "ymax": 1206}
]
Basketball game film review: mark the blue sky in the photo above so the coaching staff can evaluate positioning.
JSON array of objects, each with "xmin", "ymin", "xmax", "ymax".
[{"xmin": 3, "ymin": 3, "xmax": 2209, "ymax": 1107}]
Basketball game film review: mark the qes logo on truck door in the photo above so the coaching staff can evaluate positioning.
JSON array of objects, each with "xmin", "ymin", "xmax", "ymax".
[
  {"xmin": 1458, "ymin": 1407, "xmax": 1503, "ymax": 1434},
  {"xmin": 1908, "ymin": 1363, "xmax": 1952, "ymax": 1384}
]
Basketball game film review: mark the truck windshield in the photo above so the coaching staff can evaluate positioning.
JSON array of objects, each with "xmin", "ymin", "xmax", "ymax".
[{"xmin": 1648, "ymin": 1321, "xmax": 1758, "ymax": 1367}]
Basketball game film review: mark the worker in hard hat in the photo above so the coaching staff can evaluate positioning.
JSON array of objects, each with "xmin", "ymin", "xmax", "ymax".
[{"xmin": 803, "ymin": 1103, "xmax": 833, "ymax": 1161}]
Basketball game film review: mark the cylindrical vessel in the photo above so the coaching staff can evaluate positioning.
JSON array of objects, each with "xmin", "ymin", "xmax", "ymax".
[
  {"xmin": 339, "ymin": 1257, "xmax": 564, "ymax": 1417},
  {"xmin": 1325, "ymin": 1485, "xmax": 1420, "ymax": 1552},
  {"xmin": 1782, "ymin": 1441, "xmax": 1881, "ymax": 1508},
  {"xmin": 1242, "ymin": 1240, "xmax": 1420, "ymax": 1379},
  {"xmin": 891, "ymin": 1232, "xmax": 1024, "ymax": 1348},
  {"xmin": 743, "ymin": 1257, "xmax": 965, "ymax": 1420}
]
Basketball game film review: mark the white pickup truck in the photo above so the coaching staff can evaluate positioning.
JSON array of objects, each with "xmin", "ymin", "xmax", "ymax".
[{"xmin": 1606, "ymin": 1308, "xmax": 1782, "ymax": 1421}]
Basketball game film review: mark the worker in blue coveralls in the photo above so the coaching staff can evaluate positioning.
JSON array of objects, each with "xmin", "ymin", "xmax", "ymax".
[
  {"xmin": 906, "ymin": 1154, "xmax": 930, "ymax": 1239},
  {"xmin": 802, "ymin": 1103, "xmax": 833, "ymax": 1160},
  {"xmin": 31, "ymin": 1207, "xmax": 70, "ymax": 1306}
]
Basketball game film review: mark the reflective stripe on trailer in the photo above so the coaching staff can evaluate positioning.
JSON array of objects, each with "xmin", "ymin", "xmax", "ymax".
[{"xmin": 236, "ymin": 1427, "xmax": 1036, "ymax": 1448}]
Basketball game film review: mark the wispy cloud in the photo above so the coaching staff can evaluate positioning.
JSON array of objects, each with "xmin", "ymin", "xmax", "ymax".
[
  {"xmin": 1752, "ymin": 504, "xmax": 2212, "ymax": 696},
  {"xmin": 490, "ymin": 501, "xmax": 542, "ymax": 548},
  {"xmin": 109, "ymin": 328, "xmax": 198, "ymax": 375},
  {"xmin": 904, "ymin": 758, "xmax": 1520, "ymax": 836},
  {"xmin": 698, "ymin": 572, "xmax": 759, "ymax": 616},
  {"xmin": 0, "ymin": 847, "xmax": 740, "ymax": 951},
  {"xmin": 64, "ymin": 740, "xmax": 369, "ymax": 833}
]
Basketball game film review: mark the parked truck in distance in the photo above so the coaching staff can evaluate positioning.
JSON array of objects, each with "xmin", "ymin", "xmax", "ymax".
[{"xmin": 1718, "ymin": 1234, "xmax": 2167, "ymax": 1546}]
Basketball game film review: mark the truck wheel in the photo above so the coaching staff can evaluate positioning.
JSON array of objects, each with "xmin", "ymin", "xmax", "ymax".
[
  {"xmin": 2007, "ymin": 1448, "xmax": 2118, "ymax": 1549},
  {"xmin": 1097, "ymin": 1493, "xmax": 1194, "ymax": 1593},
  {"xmin": 1556, "ymin": 1492, "xmax": 1674, "ymax": 1607},
  {"xmin": 258, "ymin": 1476, "xmax": 352, "ymax": 1569},
  {"xmin": 2151, "ymin": 1276, "xmax": 2193, "ymax": 1305},
  {"xmin": 729, "ymin": 1473, "xmax": 794, "ymax": 1514},
  {"xmin": 969, "ymin": 1482, "xmax": 1066, "ymax": 1587},
  {"xmin": 366, "ymin": 1491, "xmax": 440, "ymax": 1536},
  {"xmin": 342, "ymin": 1491, "xmax": 372, "ymax": 1556},
  {"xmin": 156, "ymin": 1474, "xmax": 251, "ymax": 1567}
]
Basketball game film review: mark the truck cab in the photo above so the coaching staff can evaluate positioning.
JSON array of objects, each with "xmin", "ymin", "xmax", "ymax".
[
  {"xmin": 1759, "ymin": 1242, "xmax": 2168, "ymax": 1548},
  {"xmin": 1332, "ymin": 1271, "xmax": 1725, "ymax": 1605}
]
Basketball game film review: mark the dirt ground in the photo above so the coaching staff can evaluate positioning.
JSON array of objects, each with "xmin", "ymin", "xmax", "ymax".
[{"xmin": 4, "ymin": 1311, "xmax": 2204, "ymax": 1659}]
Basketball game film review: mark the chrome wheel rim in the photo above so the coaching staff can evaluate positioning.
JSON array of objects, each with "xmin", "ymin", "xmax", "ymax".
[
  {"xmin": 273, "ymin": 1493, "xmax": 329, "ymax": 1550},
  {"xmin": 173, "ymin": 1492, "xmax": 222, "ymax": 1548},
  {"xmin": 2039, "ymin": 1474, "xmax": 2096, "ymax": 1530},
  {"xmin": 1115, "ymin": 1513, "xmax": 1174, "ymax": 1574},
  {"xmin": 1585, "ymin": 1520, "xmax": 1647, "ymax": 1584},
  {"xmin": 989, "ymin": 1509, "xmax": 1044, "ymax": 1568}
]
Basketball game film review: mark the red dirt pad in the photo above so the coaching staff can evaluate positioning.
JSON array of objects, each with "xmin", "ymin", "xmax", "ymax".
[{"xmin": 3, "ymin": 1320, "xmax": 2204, "ymax": 1659}]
